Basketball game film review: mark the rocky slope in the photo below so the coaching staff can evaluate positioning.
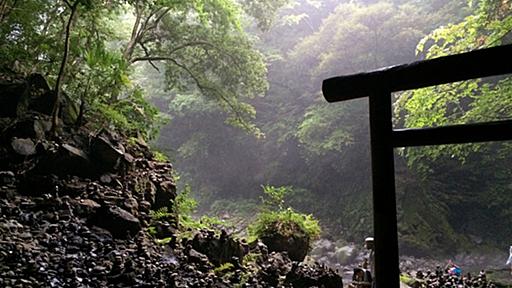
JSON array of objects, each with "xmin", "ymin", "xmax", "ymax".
[{"xmin": 0, "ymin": 74, "xmax": 343, "ymax": 287}]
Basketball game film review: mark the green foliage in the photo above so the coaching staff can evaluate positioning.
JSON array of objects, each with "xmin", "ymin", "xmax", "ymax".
[
  {"xmin": 397, "ymin": 0, "xmax": 512, "ymax": 167},
  {"xmin": 248, "ymin": 185, "xmax": 321, "ymax": 243},
  {"xmin": 174, "ymin": 184, "xmax": 198, "ymax": 217},
  {"xmin": 149, "ymin": 207, "xmax": 173, "ymax": 221},
  {"xmin": 0, "ymin": 0, "xmax": 288, "ymax": 139},
  {"xmin": 213, "ymin": 262, "xmax": 235, "ymax": 275},
  {"xmin": 155, "ymin": 237, "xmax": 174, "ymax": 245},
  {"xmin": 260, "ymin": 184, "xmax": 291, "ymax": 210},
  {"xmin": 248, "ymin": 208, "xmax": 321, "ymax": 243},
  {"xmin": 174, "ymin": 184, "xmax": 227, "ymax": 237},
  {"xmin": 153, "ymin": 150, "xmax": 170, "ymax": 162}
]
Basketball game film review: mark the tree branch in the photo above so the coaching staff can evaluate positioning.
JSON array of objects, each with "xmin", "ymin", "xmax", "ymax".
[
  {"xmin": 123, "ymin": 5, "xmax": 142, "ymax": 60},
  {"xmin": 138, "ymin": 42, "xmax": 160, "ymax": 71}
]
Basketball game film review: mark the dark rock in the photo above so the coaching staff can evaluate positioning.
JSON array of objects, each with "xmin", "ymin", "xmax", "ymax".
[
  {"xmin": 91, "ymin": 135, "xmax": 124, "ymax": 172},
  {"xmin": 0, "ymin": 82, "xmax": 24, "ymax": 118},
  {"xmin": 99, "ymin": 174, "xmax": 112, "ymax": 184},
  {"xmin": 191, "ymin": 230, "xmax": 245, "ymax": 266},
  {"xmin": 72, "ymin": 199, "xmax": 101, "ymax": 217},
  {"xmin": 4, "ymin": 118, "xmax": 47, "ymax": 140},
  {"xmin": 0, "ymin": 74, "xmax": 53, "ymax": 118},
  {"xmin": 23, "ymin": 74, "xmax": 54, "ymax": 115},
  {"xmin": 143, "ymin": 180, "xmax": 157, "ymax": 206},
  {"xmin": 187, "ymin": 247, "xmax": 211, "ymax": 267},
  {"xmin": 36, "ymin": 144, "xmax": 93, "ymax": 177},
  {"xmin": 18, "ymin": 174, "xmax": 59, "ymax": 196},
  {"xmin": 285, "ymin": 262, "xmax": 343, "ymax": 288},
  {"xmin": 123, "ymin": 197, "xmax": 139, "ymax": 217},
  {"xmin": 90, "ymin": 206, "xmax": 141, "ymax": 239},
  {"xmin": 0, "ymin": 171, "xmax": 15, "ymax": 185},
  {"xmin": 152, "ymin": 220, "xmax": 177, "ymax": 240},
  {"xmin": 153, "ymin": 180, "xmax": 176, "ymax": 210},
  {"xmin": 260, "ymin": 221, "xmax": 310, "ymax": 262},
  {"xmin": 62, "ymin": 180, "xmax": 87, "ymax": 197},
  {"xmin": 59, "ymin": 92, "xmax": 79, "ymax": 125},
  {"xmin": 11, "ymin": 138, "xmax": 36, "ymax": 156}
]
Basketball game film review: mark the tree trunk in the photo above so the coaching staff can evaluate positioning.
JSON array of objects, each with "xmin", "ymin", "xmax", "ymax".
[{"xmin": 50, "ymin": 1, "xmax": 78, "ymax": 134}]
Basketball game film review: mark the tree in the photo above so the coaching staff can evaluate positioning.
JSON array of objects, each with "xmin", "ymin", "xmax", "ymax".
[
  {"xmin": 397, "ymin": 0, "xmax": 512, "ymax": 167},
  {"xmin": 1, "ymin": 0, "xmax": 287, "ymax": 138}
]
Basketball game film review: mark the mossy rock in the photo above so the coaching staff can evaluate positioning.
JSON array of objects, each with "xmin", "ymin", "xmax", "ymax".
[{"xmin": 260, "ymin": 220, "xmax": 310, "ymax": 261}]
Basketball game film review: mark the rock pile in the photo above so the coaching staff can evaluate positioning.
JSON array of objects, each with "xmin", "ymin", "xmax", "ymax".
[{"xmin": 0, "ymin": 74, "xmax": 344, "ymax": 287}]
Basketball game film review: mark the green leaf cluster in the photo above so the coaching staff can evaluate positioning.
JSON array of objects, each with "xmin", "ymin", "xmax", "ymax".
[
  {"xmin": 397, "ymin": 0, "xmax": 512, "ymax": 167},
  {"xmin": 248, "ymin": 185, "xmax": 321, "ymax": 243}
]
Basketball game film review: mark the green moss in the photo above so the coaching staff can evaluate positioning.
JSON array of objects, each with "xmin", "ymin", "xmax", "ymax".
[
  {"xmin": 153, "ymin": 150, "xmax": 169, "ymax": 162},
  {"xmin": 248, "ymin": 208, "xmax": 321, "ymax": 243},
  {"xmin": 156, "ymin": 237, "xmax": 173, "ymax": 245},
  {"xmin": 400, "ymin": 274, "xmax": 416, "ymax": 286},
  {"xmin": 213, "ymin": 263, "xmax": 235, "ymax": 275}
]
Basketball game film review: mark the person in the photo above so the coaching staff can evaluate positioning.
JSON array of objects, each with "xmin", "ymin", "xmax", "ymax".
[
  {"xmin": 364, "ymin": 237, "xmax": 375, "ymax": 288},
  {"xmin": 506, "ymin": 246, "xmax": 512, "ymax": 274}
]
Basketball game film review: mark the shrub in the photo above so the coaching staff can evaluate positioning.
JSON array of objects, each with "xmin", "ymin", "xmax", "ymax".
[
  {"xmin": 248, "ymin": 185, "xmax": 321, "ymax": 253},
  {"xmin": 248, "ymin": 208, "xmax": 321, "ymax": 243}
]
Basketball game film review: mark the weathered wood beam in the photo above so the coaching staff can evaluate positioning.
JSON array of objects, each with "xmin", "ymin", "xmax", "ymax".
[
  {"xmin": 392, "ymin": 120, "xmax": 512, "ymax": 147},
  {"xmin": 323, "ymin": 44, "xmax": 512, "ymax": 102},
  {"xmin": 369, "ymin": 91, "xmax": 400, "ymax": 288}
]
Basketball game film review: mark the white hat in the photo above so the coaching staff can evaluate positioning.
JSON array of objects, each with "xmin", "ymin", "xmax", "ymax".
[{"xmin": 365, "ymin": 237, "xmax": 374, "ymax": 242}]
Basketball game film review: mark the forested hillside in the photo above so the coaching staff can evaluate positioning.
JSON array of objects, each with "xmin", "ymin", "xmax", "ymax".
[{"xmin": 154, "ymin": 0, "xmax": 512, "ymax": 255}]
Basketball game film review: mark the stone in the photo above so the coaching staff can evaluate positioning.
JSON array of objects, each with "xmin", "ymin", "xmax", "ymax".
[
  {"xmin": 90, "ymin": 206, "xmax": 141, "ymax": 239},
  {"xmin": 36, "ymin": 144, "xmax": 93, "ymax": 177},
  {"xmin": 59, "ymin": 92, "xmax": 80, "ymax": 125},
  {"xmin": 260, "ymin": 221, "xmax": 310, "ymax": 262},
  {"xmin": 0, "ymin": 82, "xmax": 25, "ymax": 118},
  {"xmin": 191, "ymin": 230, "xmax": 245, "ymax": 266},
  {"xmin": 4, "ymin": 118, "xmax": 46, "ymax": 140},
  {"xmin": 153, "ymin": 180, "xmax": 176, "ymax": 210},
  {"xmin": 23, "ymin": 74, "xmax": 54, "ymax": 115},
  {"xmin": 0, "ymin": 171, "xmax": 15, "ymax": 185},
  {"xmin": 99, "ymin": 174, "xmax": 112, "ymax": 184},
  {"xmin": 285, "ymin": 262, "xmax": 343, "ymax": 288},
  {"xmin": 0, "ymin": 74, "xmax": 52, "ymax": 118},
  {"xmin": 11, "ymin": 138, "xmax": 36, "ymax": 156},
  {"xmin": 123, "ymin": 197, "xmax": 139, "ymax": 217},
  {"xmin": 91, "ymin": 135, "xmax": 124, "ymax": 172}
]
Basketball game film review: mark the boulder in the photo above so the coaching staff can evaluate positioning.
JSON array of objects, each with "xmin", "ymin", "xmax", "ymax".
[
  {"xmin": 123, "ymin": 197, "xmax": 139, "ymax": 217},
  {"xmin": 4, "ymin": 118, "xmax": 47, "ymax": 140},
  {"xmin": 23, "ymin": 74, "xmax": 54, "ymax": 115},
  {"xmin": 152, "ymin": 220, "xmax": 177, "ymax": 240},
  {"xmin": 73, "ymin": 199, "xmax": 101, "ymax": 218},
  {"xmin": 10, "ymin": 138, "xmax": 36, "ymax": 156},
  {"xmin": 0, "ymin": 74, "xmax": 78, "ymax": 126},
  {"xmin": 0, "ymin": 74, "xmax": 55, "ymax": 118},
  {"xmin": 191, "ymin": 230, "xmax": 245, "ymax": 266},
  {"xmin": 36, "ymin": 144, "xmax": 93, "ymax": 177},
  {"xmin": 91, "ymin": 135, "xmax": 124, "ymax": 171},
  {"xmin": 90, "ymin": 205, "xmax": 141, "ymax": 239},
  {"xmin": 59, "ymin": 92, "xmax": 80, "ymax": 125},
  {"xmin": 260, "ymin": 221, "xmax": 310, "ymax": 262},
  {"xmin": 153, "ymin": 180, "xmax": 176, "ymax": 210}
]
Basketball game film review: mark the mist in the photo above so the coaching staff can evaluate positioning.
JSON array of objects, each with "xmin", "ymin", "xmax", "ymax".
[{"xmin": 150, "ymin": 0, "xmax": 512, "ymax": 283}]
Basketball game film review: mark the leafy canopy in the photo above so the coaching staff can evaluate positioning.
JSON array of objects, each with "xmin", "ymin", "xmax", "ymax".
[{"xmin": 397, "ymin": 0, "xmax": 512, "ymax": 167}]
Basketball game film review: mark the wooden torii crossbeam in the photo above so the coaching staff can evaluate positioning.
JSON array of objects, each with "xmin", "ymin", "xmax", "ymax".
[{"xmin": 322, "ymin": 44, "xmax": 512, "ymax": 288}]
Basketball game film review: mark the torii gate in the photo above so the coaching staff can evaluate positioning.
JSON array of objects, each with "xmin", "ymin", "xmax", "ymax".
[{"xmin": 322, "ymin": 44, "xmax": 512, "ymax": 288}]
